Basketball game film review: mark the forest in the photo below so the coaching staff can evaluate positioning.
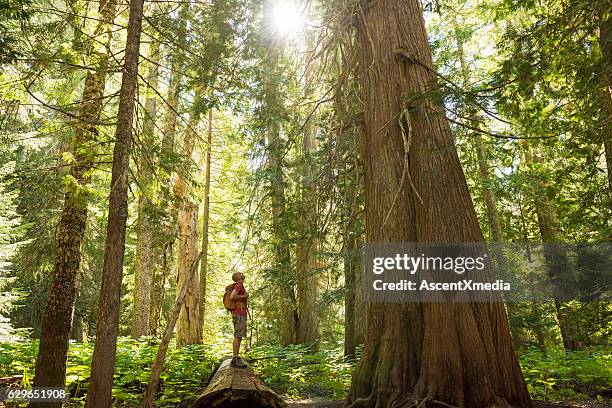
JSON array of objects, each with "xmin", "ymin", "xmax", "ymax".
[{"xmin": 0, "ymin": 0, "xmax": 610, "ymax": 407}]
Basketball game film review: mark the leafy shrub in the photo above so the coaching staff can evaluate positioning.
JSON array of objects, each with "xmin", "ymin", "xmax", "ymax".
[
  {"xmin": 247, "ymin": 343, "xmax": 356, "ymax": 400},
  {"xmin": 519, "ymin": 347, "xmax": 611, "ymax": 401}
]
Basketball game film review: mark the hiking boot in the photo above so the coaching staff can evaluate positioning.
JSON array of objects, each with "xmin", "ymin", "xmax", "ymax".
[{"xmin": 230, "ymin": 357, "xmax": 247, "ymax": 368}]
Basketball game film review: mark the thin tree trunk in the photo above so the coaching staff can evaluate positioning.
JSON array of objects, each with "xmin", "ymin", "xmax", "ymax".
[
  {"xmin": 531, "ymin": 302, "xmax": 547, "ymax": 350},
  {"xmin": 353, "ymin": 234, "xmax": 365, "ymax": 346},
  {"xmin": 149, "ymin": 242, "xmax": 171, "ymax": 335},
  {"xmin": 347, "ymin": 1, "xmax": 531, "ymax": 407},
  {"xmin": 141, "ymin": 252, "xmax": 202, "ymax": 408},
  {"xmin": 199, "ymin": 109, "xmax": 213, "ymax": 329},
  {"xmin": 523, "ymin": 144, "xmax": 579, "ymax": 352},
  {"xmin": 342, "ymin": 135, "xmax": 363, "ymax": 358},
  {"xmin": 30, "ymin": 0, "xmax": 117, "ymax": 404},
  {"xmin": 454, "ymin": 15, "xmax": 503, "ymax": 242},
  {"xmin": 132, "ymin": 39, "xmax": 160, "ymax": 338},
  {"xmin": 343, "ymin": 225, "xmax": 357, "ymax": 358},
  {"xmin": 598, "ymin": 11, "xmax": 612, "ymax": 212},
  {"xmin": 85, "ymin": 0, "xmax": 145, "ymax": 403}
]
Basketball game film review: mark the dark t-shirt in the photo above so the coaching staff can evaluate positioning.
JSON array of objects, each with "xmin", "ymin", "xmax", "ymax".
[{"xmin": 232, "ymin": 282, "xmax": 248, "ymax": 316}]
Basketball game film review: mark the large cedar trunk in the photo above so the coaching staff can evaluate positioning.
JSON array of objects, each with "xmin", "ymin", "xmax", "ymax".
[
  {"xmin": 85, "ymin": 0, "xmax": 145, "ymax": 403},
  {"xmin": 347, "ymin": 1, "xmax": 531, "ymax": 407},
  {"xmin": 30, "ymin": 0, "xmax": 117, "ymax": 403},
  {"xmin": 132, "ymin": 40, "xmax": 161, "ymax": 338}
]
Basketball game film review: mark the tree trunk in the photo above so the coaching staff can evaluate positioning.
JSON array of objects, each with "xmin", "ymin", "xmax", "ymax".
[
  {"xmin": 598, "ymin": 11, "xmax": 612, "ymax": 212},
  {"xmin": 342, "ymin": 140, "xmax": 363, "ymax": 358},
  {"xmin": 269, "ymin": 120, "xmax": 298, "ymax": 347},
  {"xmin": 353, "ymin": 234, "xmax": 365, "ymax": 347},
  {"xmin": 132, "ymin": 39, "xmax": 160, "ymax": 338},
  {"xmin": 343, "ymin": 225, "xmax": 357, "ymax": 358},
  {"xmin": 263, "ymin": 55, "xmax": 298, "ymax": 347},
  {"xmin": 149, "ymin": 242, "xmax": 171, "ymax": 335},
  {"xmin": 85, "ymin": 0, "xmax": 145, "ymax": 403},
  {"xmin": 176, "ymin": 202, "xmax": 202, "ymax": 346},
  {"xmin": 192, "ymin": 358, "xmax": 286, "ymax": 408},
  {"xmin": 175, "ymin": 109, "xmax": 202, "ymax": 346},
  {"xmin": 199, "ymin": 109, "xmax": 213, "ymax": 329},
  {"xmin": 296, "ymin": 44, "xmax": 318, "ymax": 345},
  {"xmin": 142, "ymin": 252, "xmax": 202, "ymax": 408},
  {"xmin": 30, "ymin": 0, "xmax": 117, "ymax": 404},
  {"xmin": 522, "ymin": 144, "xmax": 579, "ymax": 352},
  {"xmin": 347, "ymin": 1, "xmax": 531, "ymax": 407},
  {"xmin": 454, "ymin": 15, "xmax": 503, "ymax": 242}
]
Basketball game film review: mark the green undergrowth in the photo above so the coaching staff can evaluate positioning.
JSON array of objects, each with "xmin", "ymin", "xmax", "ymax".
[
  {"xmin": 519, "ymin": 347, "xmax": 611, "ymax": 402},
  {"xmin": 247, "ymin": 343, "xmax": 357, "ymax": 399},
  {"xmin": 0, "ymin": 338, "xmax": 610, "ymax": 405}
]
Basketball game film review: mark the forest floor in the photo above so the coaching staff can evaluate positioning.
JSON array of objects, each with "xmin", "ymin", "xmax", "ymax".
[{"xmin": 285, "ymin": 400, "xmax": 610, "ymax": 408}]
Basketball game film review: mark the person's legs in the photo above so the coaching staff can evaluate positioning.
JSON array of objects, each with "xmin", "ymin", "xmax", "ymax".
[
  {"xmin": 232, "ymin": 336, "xmax": 241, "ymax": 359},
  {"xmin": 231, "ymin": 315, "xmax": 247, "ymax": 367}
]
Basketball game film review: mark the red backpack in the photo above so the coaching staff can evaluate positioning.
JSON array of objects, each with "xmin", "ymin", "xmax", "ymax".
[{"xmin": 223, "ymin": 283, "xmax": 237, "ymax": 311}]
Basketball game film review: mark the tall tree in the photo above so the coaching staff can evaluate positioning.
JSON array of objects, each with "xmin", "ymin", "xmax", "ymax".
[
  {"xmin": 199, "ymin": 109, "xmax": 213, "ymax": 327},
  {"xmin": 263, "ymin": 54, "xmax": 298, "ymax": 346},
  {"xmin": 598, "ymin": 7, "xmax": 612, "ymax": 211},
  {"xmin": 85, "ymin": 0, "xmax": 145, "ymax": 402},
  {"xmin": 30, "ymin": 0, "xmax": 117, "ymax": 402},
  {"xmin": 296, "ymin": 34, "xmax": 318, "ymax": 346},
  {"xmin": 175, "ymin": 107, "xmax": 202, "ymax": 346},
  {"xmin": 132, "ymin": 38, "xmax": 161, "ymax": 338},
  {"xmin": 522, "ymin": 143, "xmax": 579, "ymax": 351},
  {"xmin": 346, "ymin": 1, "xmax": 531, "ymax": 406}
]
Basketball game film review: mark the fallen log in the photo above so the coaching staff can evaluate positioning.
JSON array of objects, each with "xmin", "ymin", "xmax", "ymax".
[{"xmin": 192, "ymin": 358, "xmax": 286, "ymax": 408}]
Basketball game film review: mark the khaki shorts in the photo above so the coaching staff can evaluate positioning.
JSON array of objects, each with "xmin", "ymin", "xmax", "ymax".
[{"xmin": 232, "ymin": 315, "xmax": 247, "ymax": 338}]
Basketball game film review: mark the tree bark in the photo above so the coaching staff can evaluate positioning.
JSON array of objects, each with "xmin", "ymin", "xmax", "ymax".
[
  {"xmin": 347, "ymin": 1, "xmax": 531, "ymax": 407},
  {"xmin": 598, "ymin": 10, "xmax": 612, "ymax": 212},
  {"xmin": 132, "ymin": 39, "xmax": 160, "ymax": 338},
  {"xmin": 175, "ymin": 109, "xmax": 202, "ymax": 346},
  {"xmin": 343, "ymin": 224, "xmax": 358, "ymax": 358},
  {"xmin": 269, "ymin": 120, "xmax": 298, "ymax": 347},
  {"xmin": 342, "ymin": 137, "xmax": 364, "ymax": 358},
  {"xmin": 85, "ymin": 0, "xmax": 145, "ymax": 403},
  {"xmin": 149, "ymin": 242, "xmax": 171, "ymax": 335},
  {"xmin": 30, "ymin": 0, "xmax": 117, "ymax": 404},
  {"xmin": 296, "ymin": 41, "xmax": 318, "ymax": 346},
  {"xmin": 199, "ymin": 109, "xmax": 213, "ymax": 329},
  {"xmin": 176, "ymin": 202, "xmax": 202, "ymax": 345}
]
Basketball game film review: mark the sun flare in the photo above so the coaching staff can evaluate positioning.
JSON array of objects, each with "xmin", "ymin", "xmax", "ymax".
[{"xmin": 269, "ymin": 0, "xmax": 305, "ymax": 39}]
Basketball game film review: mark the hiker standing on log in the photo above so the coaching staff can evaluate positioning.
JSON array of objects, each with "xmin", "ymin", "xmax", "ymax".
[{"xmin": 226, "ymin": 272, "xmax": 248, "ymax": 368}]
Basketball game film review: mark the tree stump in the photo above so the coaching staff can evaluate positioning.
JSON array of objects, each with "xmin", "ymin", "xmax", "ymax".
[{"xmin": 192, "ymin": 359, "xmax": 286, "ymax": 408}]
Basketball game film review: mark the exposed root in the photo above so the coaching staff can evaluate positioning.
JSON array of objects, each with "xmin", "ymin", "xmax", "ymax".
[{"xmin": 345, "ymin": 391, "xmax": 375, "ymax": 408}]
